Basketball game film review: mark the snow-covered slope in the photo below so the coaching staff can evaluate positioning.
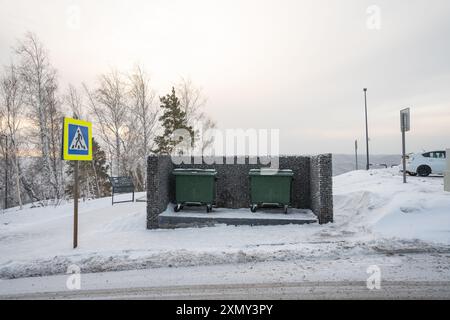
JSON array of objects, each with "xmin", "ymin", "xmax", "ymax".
[
  {"xmin": 334, "ymin": 167, "xmax": 450, "ymax": 244},
  {"xmin": 0, "ymin": 168, "xmax": 449, "ymax": 279}
]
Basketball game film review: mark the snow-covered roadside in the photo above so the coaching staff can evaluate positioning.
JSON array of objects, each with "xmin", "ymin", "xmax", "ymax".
[
  {"xmin": 0, "ymin": 168, "xmax": 449, "ymax": 280},
  {"xmin": 2, "ymin": 254, "xmax": 449, "ymax": 299},
  {"xmin": 333, "ymin": 167, "xmax": 450, "ymax": 244}
]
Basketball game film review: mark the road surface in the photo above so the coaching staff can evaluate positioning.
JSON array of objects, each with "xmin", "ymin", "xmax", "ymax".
[
  {"xmin": 2, "ymin": 281, "xmax": 450, "ymax": 299},
  {"xmin": 1, "ymin": 257, "xmax": 450, "ymax": 299}
]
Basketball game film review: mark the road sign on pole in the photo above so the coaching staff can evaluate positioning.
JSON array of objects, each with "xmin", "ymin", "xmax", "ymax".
[
  {"xmin": 62, "ymin": 117, "xmax": 93, "ymax": 248},
  {"xmin": 400, "ymin": 108, "xmax": 410, "ymax": 132},
  {"xmin": 400, "ymin": 108, "xmax": 410, "ymax": 184},
  {"xmin": 363, "ymin": 88, "xmax": 370, "ymax": 170},
  {"xmin": 62, "ymin": 118, "xmax": 92, "ymax": 161},
  {"xmin": 445, "ymin": 149, "xmax": 450, "ymax": 192}
]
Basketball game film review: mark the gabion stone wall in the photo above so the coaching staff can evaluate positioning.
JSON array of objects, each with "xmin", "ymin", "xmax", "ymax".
[
  {"xmin": 146, "ymin": 155, "xmax": 173, "ymax": 229},
  {"xmin": 309, "ymin": 154, "xmax": 333, "ymax": 224},
  {"xmin": 147, "ymin": 154, "xmax": 333, "ymax": 228},
  {"xmin": 176, "ymin": 156, "xmax": 310, "ymax": 209}
]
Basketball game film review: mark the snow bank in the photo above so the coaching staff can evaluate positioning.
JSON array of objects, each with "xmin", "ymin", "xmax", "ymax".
[{"xmin": 334, "ymin": 167, "xmax": 450, "ymax": 244}]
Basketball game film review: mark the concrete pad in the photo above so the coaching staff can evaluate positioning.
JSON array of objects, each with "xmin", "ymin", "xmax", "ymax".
[{"xmin": 158, "ymin": 206, "xmax": 318, "ymax": 228}]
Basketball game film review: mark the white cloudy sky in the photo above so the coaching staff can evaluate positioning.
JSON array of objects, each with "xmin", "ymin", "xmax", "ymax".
[{"xmin": 0, "ymin": 0, "xmax": 449, "ymax": 154}]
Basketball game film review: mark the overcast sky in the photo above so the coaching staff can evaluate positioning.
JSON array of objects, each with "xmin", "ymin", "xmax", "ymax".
[{"xmin": 1, "ymin": 0, "xmax": 449, "ymax": 155}]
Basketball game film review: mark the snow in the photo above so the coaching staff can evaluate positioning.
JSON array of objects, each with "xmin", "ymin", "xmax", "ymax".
[
  {"xmin": 160, "ymin": 206, "xmax": 316, "ymax": 220},
  {"xmin": 333, "ymin": 167, "xmax": 450, "ymax": 244},
  {"xmin": 0, "ymin": 167, "xmax": 449, "ymax": 280}
]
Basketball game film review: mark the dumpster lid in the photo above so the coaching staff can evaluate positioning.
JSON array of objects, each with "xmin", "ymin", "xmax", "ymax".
[
  {"xmin": 249, "ymin": 168, "xmax": 294, "ymax": 176},
  {"xmin": 173, "ymin": 168, "xmax": 217, "ymax": 176}
]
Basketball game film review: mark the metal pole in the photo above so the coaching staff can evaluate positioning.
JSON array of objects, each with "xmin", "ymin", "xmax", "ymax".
[
  {"xmin": 73, "ymin": 161, "xmax": 79, "ymax": 248},
  {"xmin": 363, "ymin": 88, "xmax": 370, "ymax": 170},
  {"xmin": 402, "ymin": 120, "xmax": 407, "ymax": 184},
  {"xmin": 4, "ymin": 135, "xmax": 7, "ymax": 210},
  {"xmin": 355, "ymin": 139, "xmax": 358, "ymax": 170}
]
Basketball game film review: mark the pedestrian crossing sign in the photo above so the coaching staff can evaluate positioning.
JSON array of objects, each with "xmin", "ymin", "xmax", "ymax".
[{"xmin": 62, "ymin": 117, "xmax": 92, "ymax": 161}]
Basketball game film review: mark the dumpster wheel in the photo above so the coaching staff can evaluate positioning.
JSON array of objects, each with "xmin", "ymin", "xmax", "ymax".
[
  {"xmin": 206, "ymin": 204, "xmax": 213, "ymax": 213},
  {"xmin": 250, "ymin": 204, "xmax": 258, "ymax": 213},
  {"xmin": 283, "ymin": 205, "xmax": 288, "ymax": 214},
  {"xmin": 174, "ymin": 204, "xmax": 182, "ymax": 212}
]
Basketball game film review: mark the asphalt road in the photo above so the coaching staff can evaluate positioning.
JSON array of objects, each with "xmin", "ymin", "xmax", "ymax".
[
  {"xmin": 2, "ymin": 253, "xmax": 449, "ymax": 300},
  {"xmin": 2, "ymin": 281, "xmax": 450, "ymax": 300}
]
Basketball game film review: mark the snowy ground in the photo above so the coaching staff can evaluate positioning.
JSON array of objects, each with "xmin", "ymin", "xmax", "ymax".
[{"xmin": 0, "ymin": 167, "xmax": 449, "ymax": 289}]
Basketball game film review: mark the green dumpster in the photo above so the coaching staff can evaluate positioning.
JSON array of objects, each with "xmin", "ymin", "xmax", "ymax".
[
  {"xmin": 249, "ymin": 168, "xmax": 294, "ymax": 214},
  {"xmin": 173, "ymin": 168, "xmax": 217, "ymax": 213}
]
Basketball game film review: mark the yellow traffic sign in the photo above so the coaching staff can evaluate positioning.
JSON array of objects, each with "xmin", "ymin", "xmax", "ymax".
[{"xmin": 62, "ymin": 117, "xmax": 92, "ymax": 161}]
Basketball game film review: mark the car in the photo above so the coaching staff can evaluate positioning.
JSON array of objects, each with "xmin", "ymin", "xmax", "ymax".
[{"xmin": 405, "ymin": 150, "xmax": 447, "ymax": 177}]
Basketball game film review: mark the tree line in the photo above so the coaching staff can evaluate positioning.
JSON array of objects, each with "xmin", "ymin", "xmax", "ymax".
[{"xmin": 0, "ymin": 32, "xmax": 215, "ymax": 209}]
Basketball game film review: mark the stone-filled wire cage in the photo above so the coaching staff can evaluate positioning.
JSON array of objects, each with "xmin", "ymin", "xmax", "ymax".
[{"xmin": 146, "ymin": 154, "xmax": 333, "ymax": 228}]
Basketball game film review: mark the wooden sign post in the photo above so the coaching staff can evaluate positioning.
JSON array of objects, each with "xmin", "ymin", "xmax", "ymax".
[{"xmin": 62, "ymin": 117, "xmax": 93, "ymax": 248}]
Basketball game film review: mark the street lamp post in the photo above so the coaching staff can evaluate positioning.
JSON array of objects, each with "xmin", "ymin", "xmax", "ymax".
[
  {"xmin": 363, "ymin": 88, "xmax": 370, "ymax": 170},
  {"xmin": 0, "ymin": 134, "xmax": 7, "ymax": 210}
]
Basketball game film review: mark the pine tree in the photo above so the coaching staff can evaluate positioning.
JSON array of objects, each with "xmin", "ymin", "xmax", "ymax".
[
  {"xmin": 153, "ymin": 87, "xmax": 194, "ymax": 154},
  {"xmin": 66, "ymin": 138, "xmax": 111, "ymax": 199}
]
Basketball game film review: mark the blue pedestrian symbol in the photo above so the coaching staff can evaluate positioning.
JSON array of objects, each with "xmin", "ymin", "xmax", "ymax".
[{"xmin": 68, "ymin": 124, "xmax": 89, "ymax": 155}]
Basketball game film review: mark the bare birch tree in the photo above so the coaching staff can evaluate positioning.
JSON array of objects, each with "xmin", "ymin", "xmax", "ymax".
[
  {"xmin": 176, "ymin": 77, "xmax": 216, "ymax": 153},
  {"xmin": 84, "ymin": 69, "xmax": 128, "ymax": 176},
  {"xmin": 65, "ymin": 84, "xmax": 84, "ymax": 119},
  {"xmin": 0, "ymin": 64, "xmax": 24, "ymax": 209},
  {"xmin": 15, "ymin": 32, "xmax": 63, "ymax": 201},
  {"xmin": 128, "ymin": 65, "xmax": 158, "ymax": 189}
]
